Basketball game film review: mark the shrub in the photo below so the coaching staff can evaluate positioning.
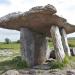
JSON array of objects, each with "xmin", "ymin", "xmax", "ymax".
[
  {"xmin": 49, "ymin": 60, "xmax": 64, "ymax": 69},
  {"xmin": 49, "ymin": 56, "xmax": 71, "ymax": 69},
  {"xmin": 11, "ymin": 56, "xmax": 28, "ymax": 69},
  {"xmin": 63, "ymin": 55, "xmax": 70, "ymax": 65}
]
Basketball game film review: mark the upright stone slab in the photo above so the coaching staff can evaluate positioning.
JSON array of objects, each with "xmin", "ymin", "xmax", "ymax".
[
  {"xmin": 70, "ymin": 48, "xmax": 75, "ymax": 56},
  {"xmin": 60, "ymin": 28, "xmax": 71, "ymax": 56},
  {"xmin": 20, "ymin": 28, "xmax": 47, "ymax": 67},
  {"xmin": 50, "ymin": 26, "xmax": 65, "ymax": 61},
  {"xmin": 20, "ymin": 28, "xmax": 35, "ymax": 67},
  {"xmin": 34, "ymin": 34, "xmax": 48, "ymax": 65}
]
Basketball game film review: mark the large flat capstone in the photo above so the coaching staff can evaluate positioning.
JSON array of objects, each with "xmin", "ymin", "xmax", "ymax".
[{"xmin": 0, "ymin": 4, "xmax": 75, "ymax": 36}]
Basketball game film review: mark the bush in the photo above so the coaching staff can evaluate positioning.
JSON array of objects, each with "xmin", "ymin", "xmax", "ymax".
[
  {"xmin": 11, "ymin": 56, "xmax": 28, "ymax": 69},
  {"xmin": 63, "ymin": 56, "xmax": 70, "ymax": 65},
  {"xmin": 49, "ymin": 60, "xmax": 64, "ymax": 69},
  {"xmin": 49, "ymin": 56, "xmax": 71, "ymax": 69}
]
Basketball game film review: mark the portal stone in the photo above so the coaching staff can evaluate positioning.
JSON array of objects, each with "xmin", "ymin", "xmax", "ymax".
[
  {"xmin": 50, "ymin": 26, "xmax": 65, "ymax": 61},
  {"xmin": 20, "ymin": 28, "xmax": 47, "ymax": 67},
  {"xmin": 60, "ymin": 28, "xmax": 71, "ymax": 56}
]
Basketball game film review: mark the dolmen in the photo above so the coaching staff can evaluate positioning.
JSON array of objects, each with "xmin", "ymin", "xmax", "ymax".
[{"xmin": 0, "ymin": 4, "xmax": 75, "ymax": 67}]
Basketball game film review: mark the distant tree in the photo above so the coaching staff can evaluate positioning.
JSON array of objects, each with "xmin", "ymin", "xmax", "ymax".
[
  {"xmin": 16, "ymin": 40, "xmax": 20, "ymax": 43},
  {"xmin": 5, "ymin": 38, "xmax": 11, "ymax": 44}
]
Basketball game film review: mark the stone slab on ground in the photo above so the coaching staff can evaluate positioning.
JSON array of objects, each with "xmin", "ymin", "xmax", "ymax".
[
  {"xmin": 2, "ymin": 69, "xmax": 75, "ymax": 75},
  {"xmin": 32, "ymin": 64, "xmax": 50, "ymax": 70},
  {"xmin": 2, "ymin": 70, "xmax": 19, "ymax": 75},
  {"xmin": 19, "ymin": 69, "xmax": 66, "ymax": 75},
  {"xmin": 67, "ymin": 70, "xmax": 75, "ymax": 75},
  {"xmin": 19, "ymin": 69, "xmax": 75, "ymax": 75}
]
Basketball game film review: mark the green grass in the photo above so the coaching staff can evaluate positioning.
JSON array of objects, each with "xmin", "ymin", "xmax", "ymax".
[
  {"xmin": 0, "ymin": 43, "xmax": 20, "ymax": 50},
  {"xmin": 48, "ymin": 39, "xmax": 75, "ymax": 69},
  {"xmin": 0, "ymin": 42, "xmax": 28, "ymax": 74},
  {"xmin": 48, "ymin": 39, "xmax": 75, "ymax": 48},
  {"xmin": 0, "ymin": 38, "xmax": 74, "ymax": 74},
  {"xmin": 0, "ymin": 56, "xmax": 28, "ymax": 74},
  {"xmin": 48, "ymin": 42, "xmax": 54, "ymax": 48},
  {"xmin": 49, "ymin": 60, "xmax": 64, "ymax": 69},
  {"xmin": 68, "ymin": 39, "xmax": 75, "ymax": 47},
  {"xmin": 48, "ymin": 55, "xmax": 75, "ymax": 69},
  {"xmin": 0, "ymin": 43, "xmax": 20, "ymax": 62},
  {"xmin": 0, "ymin": 38, "xmax": 74, "ymax": 50}
]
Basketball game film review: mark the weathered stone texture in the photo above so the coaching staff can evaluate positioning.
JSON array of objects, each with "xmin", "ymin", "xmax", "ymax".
[
  {"xmin": 67, "ymin": 70, "xmax": 75, "ymax": 75},
  {"xmin": 20, "ymin": 28, "xmax": 47, "ymax": 66},
  {"xmin": 50, "ymin": 26, "xmax": 65, "ymax": 61},
  {"xmin": 3, "ymin": 69, "xmax": 75, "ymax": 75},
  {"xmin": 34, "ymin": 34, "xmax": 47, "ymax": 65},
  {"xmin": 0, "ymin": 4, "xmax": 75, "ymax": 36},
  {"xmin": 29, "ymin": 4, "xmax": 57, "ymax": 14},
  {"xmin": 20, "ymin": 28, "xmax": 35, "ymax": 66},
  {"xmin": 60, "ymin": 28, "xmax": 71, "ymax": 56},
  {"xmin": 2, "ymin": 70, "xmax": 19, "ymax": 75}
]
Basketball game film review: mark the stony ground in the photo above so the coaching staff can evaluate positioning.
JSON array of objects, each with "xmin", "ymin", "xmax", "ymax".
[
  {"xmin": 19, "ymin": 69, "xmax": 66, "ymax": 75},
  {"xmin": 3, "ymin": 69, "xmax": 75, "ymax": 75}
]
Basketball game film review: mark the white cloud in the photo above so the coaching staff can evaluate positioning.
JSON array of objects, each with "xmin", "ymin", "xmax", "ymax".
[
  {"xmin": 0, "ymin": 0, "xmax": 75, "ymax": 24},
  {"xmin": 0, "ymin": 0, "xmax": 75, "ymax": 22}
]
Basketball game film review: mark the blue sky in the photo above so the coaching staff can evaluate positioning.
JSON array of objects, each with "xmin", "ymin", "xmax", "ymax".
[
  {"xmin": 0, "ymin": 0, "xmax": 9, "ymax": 4},
  {"xmin": 0, "ymin": 0, "xmax": 75, "ymax": 42}
]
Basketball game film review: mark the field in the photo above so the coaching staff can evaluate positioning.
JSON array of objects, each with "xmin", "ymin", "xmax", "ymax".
[
  {"xmin": 0, "ymin": 43, "xmax": 20, "ymax": 61},
  {"xmin": 0, "ymin": 39, "xmax": 75, "ymax": 74},
  {"xmin": 0, "ymin": 39, "xmax": 75, "ymax": 61},
  {"xmin": 0, "ymin": 43, "xmax": 20, "ymax": 50},
  {"xmin": 68, "ymin": 39, "xmax": 75, "ymax": 47}
]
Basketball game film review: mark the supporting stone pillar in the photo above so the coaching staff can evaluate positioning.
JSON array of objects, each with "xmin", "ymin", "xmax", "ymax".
[
  {"xmin": 20, "ymin": 28, "xmax": 35, "ymax": 67},
  {"xmin": 50, "ymin": 26, "xmax": 65, "ymax": 61},
  {"xmin": 20, "ymin": 28, "xmax": 47, "ymax": 67},
  {"xmin": 60, "ymin": 28, "xmax": 71, "ymax": 56},
  {"xmin": 34, "ymin": 34, "xmax": 47, "ymax": 65}
]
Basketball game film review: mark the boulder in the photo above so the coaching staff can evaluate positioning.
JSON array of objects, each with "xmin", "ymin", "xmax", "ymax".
[
  {"xmin": 33, "ymin": 64, "xmax": 50, "ymax": 70},
  {"xmin": 70, "ymin": 48, "xmax": 75, "ymax": 56},
  {"xmin": 67, "ymin": 70, "xmax": 75, "ymax": 75},
  {"xmin": 2, "ymin": 70, "xmax": 19, "ymax": 75}
]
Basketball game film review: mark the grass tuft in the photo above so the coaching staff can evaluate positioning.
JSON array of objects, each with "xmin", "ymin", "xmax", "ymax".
[
  {"xmin": 49, "ymin": 60, "xmax": 64, "ymax": 69},
  {"xmin": 49, "ymin": 55, "xmax": 72, "ymax": 69},
  {"xmin": 11, "ymin": 56, "xmax": 28, "ymax": 69}
]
